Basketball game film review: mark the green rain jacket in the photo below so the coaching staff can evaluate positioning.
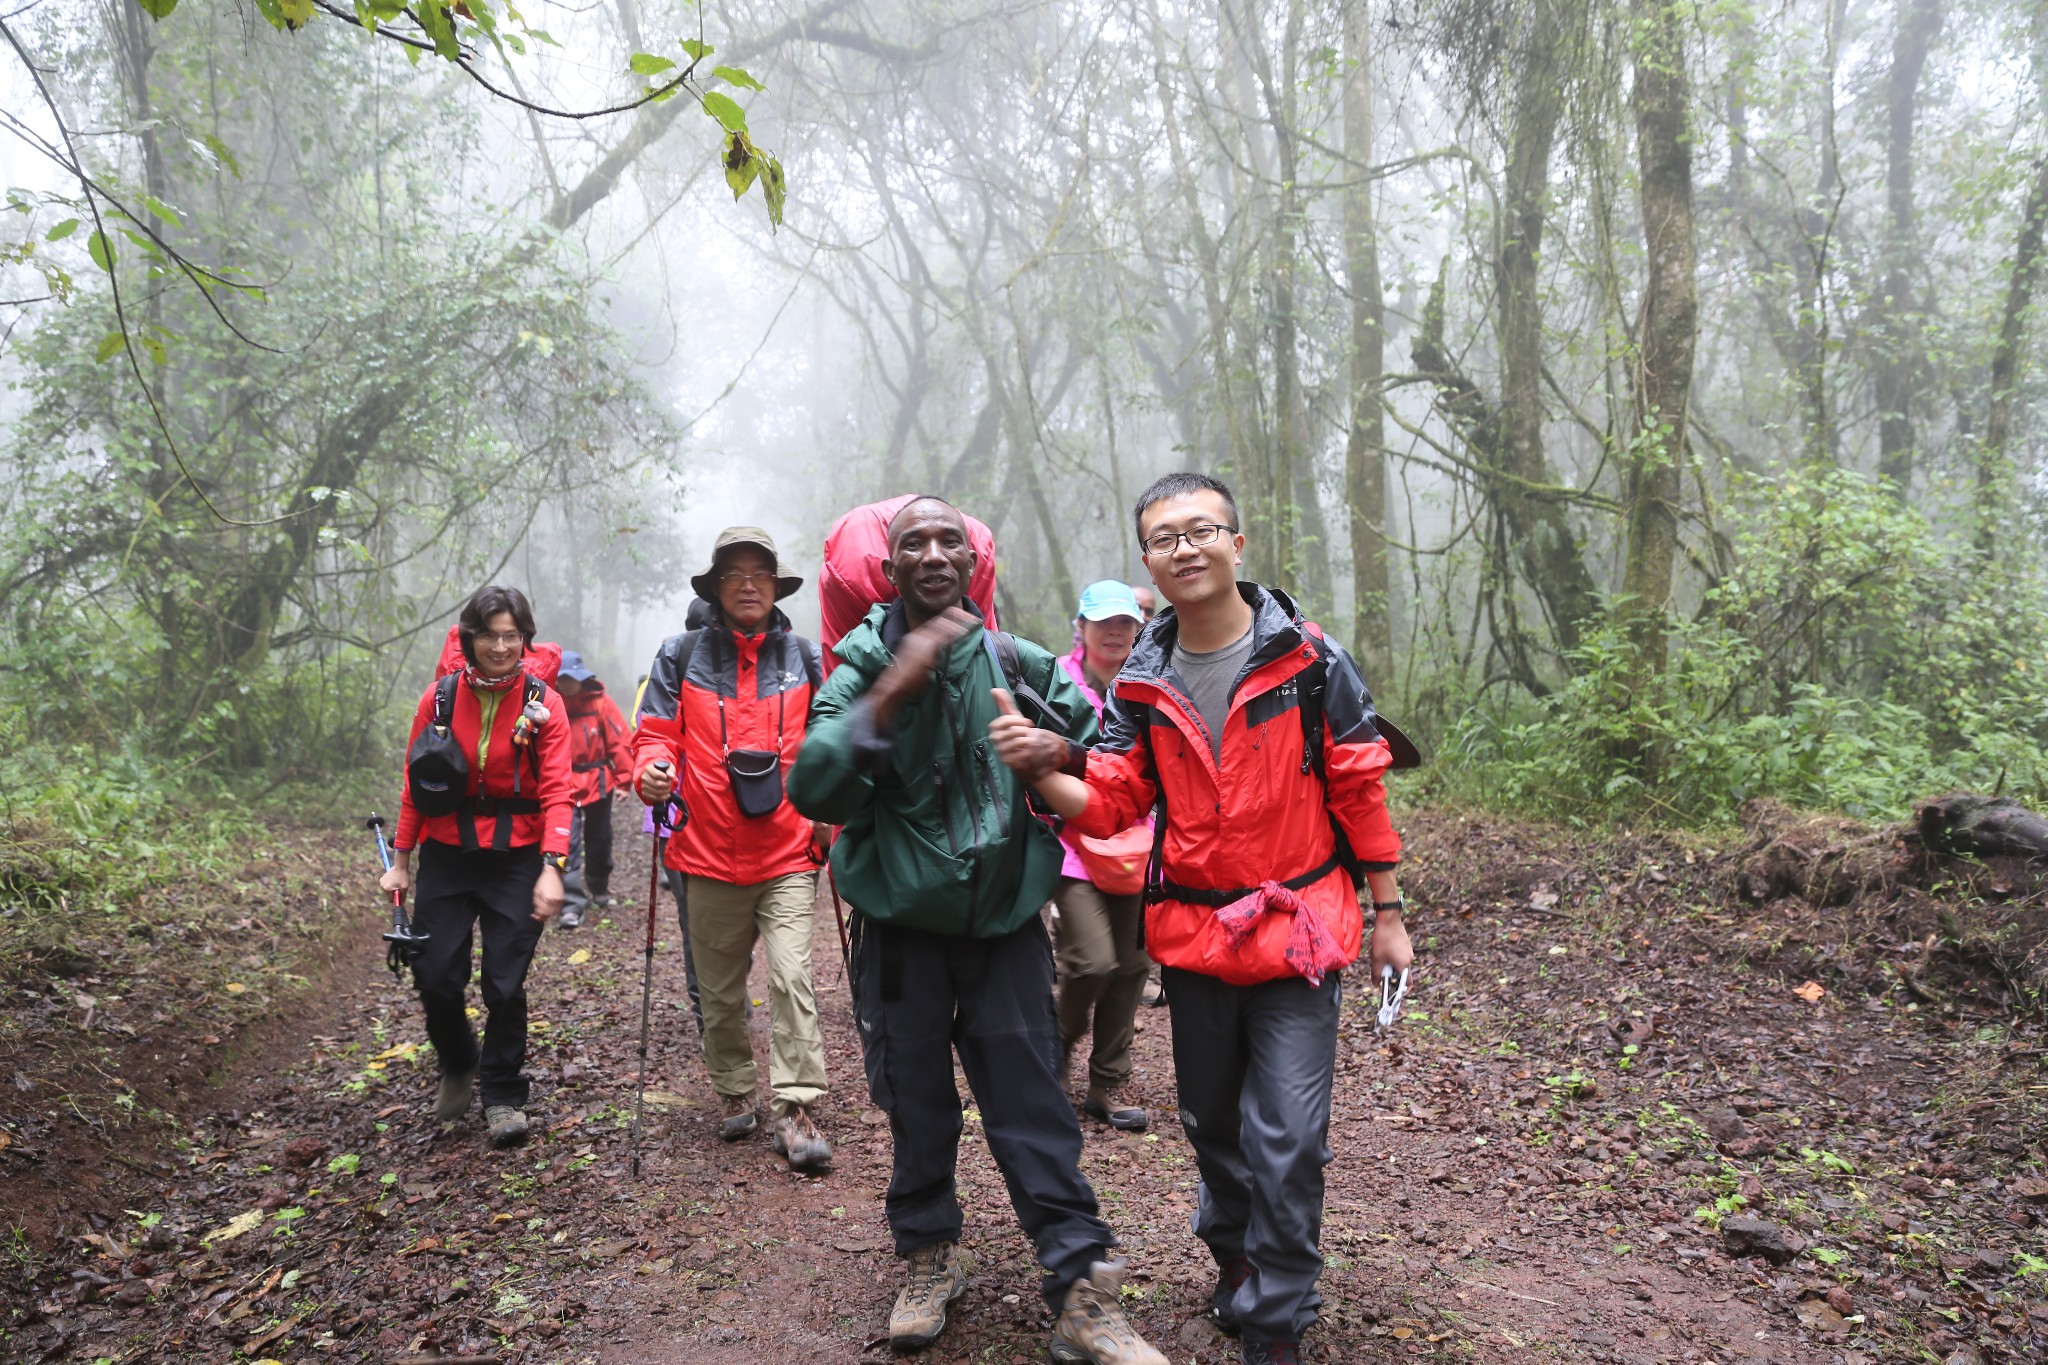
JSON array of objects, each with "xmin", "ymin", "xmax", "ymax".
[{"xmin": 790, "ymin": 600, "xmax": 1098, "ymax": 938}]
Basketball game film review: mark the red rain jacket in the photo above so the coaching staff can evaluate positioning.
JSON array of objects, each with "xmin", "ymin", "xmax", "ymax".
[
  {"xmin": 632, "ymin": 610, "xmax": 823, "ymax": 884},
  {"xmin": 394, "ymin": 672, "xmax": 575, "ymax": 857},
  {"xmin": 1065, "ymin": 584, "xmax": 1400, "ymax": 986},
  {"xmin": 565, "ymin": 684, "xmax": 632, "ymax": 806}
]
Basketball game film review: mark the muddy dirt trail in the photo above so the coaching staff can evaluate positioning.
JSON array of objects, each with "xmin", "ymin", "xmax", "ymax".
[{"xmin": 4, "ymin": 810, "xmax": 2043, "ymax": 1364}]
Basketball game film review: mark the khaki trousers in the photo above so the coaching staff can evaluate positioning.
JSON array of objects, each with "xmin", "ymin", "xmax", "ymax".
[
  {"xmin": 686, "ymin": 871, "xmax": 828, "ymax": 1116},
  {"xmin": 1051, "ymin": 876, "xmax": 1150, "ymax": 1090}
]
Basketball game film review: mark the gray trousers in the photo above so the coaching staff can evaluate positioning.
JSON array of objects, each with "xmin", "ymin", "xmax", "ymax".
[{"xmin": 1162, "ymin": 966, "xmax": 1341, "ymax": 1344}]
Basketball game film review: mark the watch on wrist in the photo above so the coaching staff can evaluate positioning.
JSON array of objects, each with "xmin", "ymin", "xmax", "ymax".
[
  {"xmin": 541, "ymin": 853, "xmax": 568, "ymax": 872},
  {"xmin": 1372, "ymin": 898, "xmax": 1405, "ymax": 914}
]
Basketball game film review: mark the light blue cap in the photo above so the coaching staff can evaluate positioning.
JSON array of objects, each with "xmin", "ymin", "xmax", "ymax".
[{"xmin": 1076, "ymin": 579, "xmax": 1144, "ymax": 623}]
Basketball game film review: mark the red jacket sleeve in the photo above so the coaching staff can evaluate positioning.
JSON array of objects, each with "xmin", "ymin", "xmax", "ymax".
[
  {"xmin": 1068, "ymin": 691, "xmax": 1158, "ymax": 839},
  {"xmin": 393, "ymin": 686, "xmax": 435, "ymax": 851},
  {"xmin": 1318, "ymin": 641, "xmax": 1401, "ymax": 867},
  {"xmin": 536, "ymin": 683, "xmax": 576, "ymax": 858},
  {"xmin": 630, "ymin": 637, "xmax": 686, "ymax": 800}
]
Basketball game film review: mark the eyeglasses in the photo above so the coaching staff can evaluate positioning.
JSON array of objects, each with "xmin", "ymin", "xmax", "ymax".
[
  {"xmin": 475, "ymin": 632, "xmax": 527, "ymax": 648},
  {"xmin": 719, "ymin": 571, "xmax": 779, "ymax": 588},
  {"xmin": 1140, "ymin": 523, "xmax": 1237, "ymax": 557}
]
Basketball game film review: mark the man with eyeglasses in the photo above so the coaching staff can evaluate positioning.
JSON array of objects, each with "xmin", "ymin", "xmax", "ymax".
[
  {"xmin": 635, "ymin": 527, "xmax": 835, "ymax": 1172},
  {"xmin": 989, "ymin": 471, "xmax": 1412, "ymax": 1365}
]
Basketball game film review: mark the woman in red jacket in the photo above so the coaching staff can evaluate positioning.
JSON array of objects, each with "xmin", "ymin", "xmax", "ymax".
[{"xmin": 379, "ymin": 585, "xmax": 573, "ymax": 1148}]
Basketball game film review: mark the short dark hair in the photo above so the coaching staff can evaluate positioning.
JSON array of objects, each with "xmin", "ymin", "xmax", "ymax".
[
  {"xmin": 1133, "ymin": 472, "xmax": 1239, "ymax": 541},
  {"xmin": 887, "ymin": 493, "xmax": 964, "ymax": 550},
  {"xmin": 458, "ymin": 584, "xmax": 537, "ymax": 666}
]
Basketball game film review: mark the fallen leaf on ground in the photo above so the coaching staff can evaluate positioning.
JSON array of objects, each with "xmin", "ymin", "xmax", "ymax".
[{"xmin": 1794, "ymin": 980, "xmax": 1826, "ymax": 1002}]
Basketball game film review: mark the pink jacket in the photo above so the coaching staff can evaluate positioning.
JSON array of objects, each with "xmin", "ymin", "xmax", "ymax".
[{"xmin": 1059, "ymin": 649, "xmax": 1150, "ymax": 884}]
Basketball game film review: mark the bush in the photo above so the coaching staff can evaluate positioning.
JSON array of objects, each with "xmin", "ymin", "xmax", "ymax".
[{"xmin": 1425, "ymin": 469, "xmax": 2048, "ymax": 826}]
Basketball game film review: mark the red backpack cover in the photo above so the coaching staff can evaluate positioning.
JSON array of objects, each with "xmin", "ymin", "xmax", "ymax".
[{"xmin": 819, "ymin": 495, "xmax": 1000, "ymax": 672}]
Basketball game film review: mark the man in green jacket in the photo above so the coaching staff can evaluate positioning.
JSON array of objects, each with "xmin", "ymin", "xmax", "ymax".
[{"xmin": 792, "ymin": 497, "xmax": 1166, "ymax": 1365}]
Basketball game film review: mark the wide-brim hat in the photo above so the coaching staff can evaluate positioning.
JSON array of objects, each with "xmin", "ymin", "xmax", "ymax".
[{"xmin": 690, "ymin": 525, "xmax": 804, "ymax": 604}]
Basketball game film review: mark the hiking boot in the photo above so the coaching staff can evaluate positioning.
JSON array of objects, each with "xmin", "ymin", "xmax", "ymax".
[
  {"xmin": 1209, "ymin": 1255, "xmax": 1251, "ymax": 1336},
  {"xmin": 1082, "ymin": 1089, "xmax": 1149, "ymax": 1132},
  {"xmin": 769, "ymin": 1105, "xmax": 832, "ymax": 1172},
  {"xmin": 484, "ymin": 1106, "xmax": 529, "ymax": 1148},
  {"xmin": 557, "ymin": 905, "xmax": 582, "ymax": 930},
  {"xmin": 591, "ymin": 894, "xmax": 620, "ymax": 910},
  {"xmin": 718, "ymin": 1093, "xmax": 759, "ymax": 1142},
  {"xmin": 1240, "ymin": 1342, "xmax": 1302, "ymax": 1365},
  {"xmin": 1049, "ymin": 1260, "xmax": 1168, "ymax": 1365},
  {"xmin": 434, "ymin": 1067, "xmax": 476, "ymax": 1122},
  {"xmin": 888, "ymin": 1241, "xmax": 965, "ymax": 1351},
  {"xmin": 1141, "ymin": 975, "xmax": 1166, "ymax": 1008}
]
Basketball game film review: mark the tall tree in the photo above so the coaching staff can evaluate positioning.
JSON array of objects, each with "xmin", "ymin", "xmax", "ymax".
[
  {"xmin": 1341, "ymin": 0, "xmax": 1391, "ymax": 684},
  {"xmin": 1873, "ymin": 0, "xmax": 1944, "ymax": 488}
]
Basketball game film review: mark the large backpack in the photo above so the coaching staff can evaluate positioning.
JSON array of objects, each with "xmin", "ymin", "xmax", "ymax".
[
  {"xmin": 407, "ymin": 672, "xmax": 546, "ymax": 817},
  {"xmin": 819, "ymin": 496, "xmax": 1002, "ymax": 674}
]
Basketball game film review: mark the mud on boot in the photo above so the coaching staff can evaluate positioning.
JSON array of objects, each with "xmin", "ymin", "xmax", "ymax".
[
  {"xmin": 1049, "ymin": 1260, "xmax": 1167, "ymax": 1365},
  {"xmin": 718, "ymin": 1093, "xmax": 759, "ymax": 1142},
  {"xmin": 484, "ymin": 1105, "xmax": 528, "ymax": 1148},
  {"xmin": 888, "ymin": 1240, "xmax": 965, "ymax": 1352},
  {"xmin": 434, "ymin": 1068, "xmax": 477, "ymax": 1122}
]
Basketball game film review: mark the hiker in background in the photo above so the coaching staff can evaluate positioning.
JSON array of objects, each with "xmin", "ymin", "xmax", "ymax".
[
  {"xmin": 990, "ymin": 472, "xmax": 1411, "ymax": 1365},
  {"xmin": 382, "ymin": 584, "xmax": 573, "ymax": 1149},
  {"xmin": 555, "ymin": 650, "xmax": 632, "ymax": 930},
  {"xmin": 791, "ymin": 496, "xmax": 1167, "ymax": 1365},
  {"xmin": 635, "ymin": 529, "xmax": 834, "ymax": 1173},
  {"xmin": 1130, "ymin": 583, "xmax": 1157, "ymax": 623},
  {"xmin": 1053, "ymin": 581, "xmax": 1153, "ymax": 1132}
]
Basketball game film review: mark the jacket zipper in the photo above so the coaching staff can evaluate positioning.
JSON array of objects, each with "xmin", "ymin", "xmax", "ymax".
[
  {"xmin": 975, "ymin": 745, "xmax": 1009, "ymax": 838},
  {"xmin": 930, "ymin": 762, "xmax": 962, "ymax": 857}
]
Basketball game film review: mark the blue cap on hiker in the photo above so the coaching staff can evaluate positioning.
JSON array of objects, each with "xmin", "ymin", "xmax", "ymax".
[
  {"xmin": 557, "ymin": 650, "xmax": 597, "ymax": 683},
  {"xmin": 1076, "ymin": 580, "xmax": 1143, "ymax": 624}
]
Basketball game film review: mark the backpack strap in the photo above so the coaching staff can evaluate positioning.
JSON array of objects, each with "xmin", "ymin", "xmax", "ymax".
[
  {"xmin": 431, "ymin": 672, "xmax": 460, "ymax": 731},
  {"xmin": 983, "ymin": 631, "xmax": 1070, "ymax": 737}
]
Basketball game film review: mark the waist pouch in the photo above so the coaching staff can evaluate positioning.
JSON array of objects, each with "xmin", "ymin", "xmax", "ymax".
[{"xmin": 725, "ymin": 749, "xmax": 784, "ymax": 818}]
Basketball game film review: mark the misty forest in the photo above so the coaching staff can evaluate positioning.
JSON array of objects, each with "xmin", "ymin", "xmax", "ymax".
[{"xmin": 3, "ymin": 1, "xmax": 2047, "ymax": 1363}]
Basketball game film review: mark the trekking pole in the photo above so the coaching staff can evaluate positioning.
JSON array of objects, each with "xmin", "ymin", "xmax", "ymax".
[
  {"xmin": 367, "ymin": 814, "xmax": 428, "ymax": 981},
  {"xmin": 826, "ymin": 864, "xmax": 854, "ymax": 992},
  {"xmin": 630, "ymin": 763, "xmax": 677, "ymax": 1179}
]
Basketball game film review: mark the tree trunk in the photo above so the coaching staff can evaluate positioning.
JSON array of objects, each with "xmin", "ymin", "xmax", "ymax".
[
  {"xmin": 1619, "ymin": 0, "xmax": 1700, "ymax": 680},
  {"xmin": 1341, "ymin": 0, "xmax": 1391, "ymax": 687},
  {"xmin": 1874, "ymin": 0, "xmax": 1944, "ymax": 488},
  {"xmin": 1980, "ymin": 153, "xmax": 2048, "ymax": 551}
]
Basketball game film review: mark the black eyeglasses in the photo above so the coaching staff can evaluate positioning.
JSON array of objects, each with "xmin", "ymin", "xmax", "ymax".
[{"xmin": 1140, "ymin": 523, "xmax": 1237, "ymax": 557}]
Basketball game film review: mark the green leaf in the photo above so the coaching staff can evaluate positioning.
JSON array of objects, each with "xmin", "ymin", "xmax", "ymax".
[
  {"xmin": 137, "ymin": 0, "xmax": 178, "ymax": 18},
  {"xmin": 700, "ymin": 91, "xmax": 747, "ymax": 133},
  {"xmin": 139, "ymin": 333, "xmax": 167, "ymax": 366},
  {"xmin": 45, "ymin": 218, "xmax": 79, "ymax": 241},
  {"xmin": 86, "ymin": 230, "xmax": 114, "ymax": 273},
  {"xmin": 277, "ymin": 0, "xmax": 314, "ymax": 30},
  {"xmin": 139, "ymin": 195, "xmax": 181, "ymax": 227},
  {"xmin": 724, "ymin": 147, "xmax": 759, "ymax": 200},
  {"xmin": 760, "ymin": 155, "xmax": 786, "ymax": 228},
  {"xmin": 678, "ymin": 37, "xmax": 713, "ymax": 62},
  {"xmin": 711, "ymin": 64, "xmax": 764, "ymax": 91},
  {"xmin": 628, "ymin": 52, "xmax": 674, "ymax": 76},
  {"xmin": 94, "ymin": 331, "xmax": 127, "ymax": 363}
]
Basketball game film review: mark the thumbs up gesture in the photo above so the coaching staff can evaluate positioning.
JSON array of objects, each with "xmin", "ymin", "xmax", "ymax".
[{"xmin": 989, "ymin": 688, "xmax": 1068, "ymax": 781}]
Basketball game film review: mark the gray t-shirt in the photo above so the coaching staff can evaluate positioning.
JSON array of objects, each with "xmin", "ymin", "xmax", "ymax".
[{"xmin": 1172, "ymin": 625, "xmax": 1255, "ymax": 759}]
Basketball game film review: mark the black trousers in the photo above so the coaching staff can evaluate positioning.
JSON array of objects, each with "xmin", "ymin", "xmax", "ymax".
[
  {"xmin": 1162, "ymin": 966, "xmax": 1341, "ymax": 1344},
  {"xmin": 851, "ymin": 913, "xmax": 1112, "ymax": 1308},
  {"xmin": 582, "ymin": 792, "xmax": 615, "ymax": 897},
  {"xmin": 410, "ymin": 841, "xmax": 547, "ymax": 1109}
]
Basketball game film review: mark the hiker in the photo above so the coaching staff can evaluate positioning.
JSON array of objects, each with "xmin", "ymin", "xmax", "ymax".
[
  {"xmin": 556, "ymin": 650, "xmax": 632, "ymax": 930},
  {"xmin": 381, "ymin": 584, "xmax": 573, "ymax": 1149},
  {"xmin": 989, "ymin": 472, "xmax": 1412, "ymax": 1365},
  {"xmin": 790, "ymin": 496, "xmax": 1168, "ymax": 1365},
  {"xmin": 1053, "ymin": 580, "xmax": 1154, "ymax": 1132},
  {"xmin": 1130, "ymin": 583, "xmax": 1157, "ymax": 623},
  {"xmin": 634, "ymin": 528, "xmax": 834, "ymax": 1172}
]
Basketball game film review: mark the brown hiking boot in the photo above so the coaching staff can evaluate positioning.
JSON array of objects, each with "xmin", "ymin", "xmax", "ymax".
[
  {"xmin": 769, "ymin": 1105, "xmax": 832, "ymax": 1172},
  {"xmin": 1049, "ymin": 1260, "xmax": 1167, "ymax": 1365},
  {"xmin": 434, "ymin": 1067, "xmax": 476, "ymax": 1122},
  {"xmin": 888, "ymin": 1240, "xmax": 965, "ymax": 1352},
  {"xmin": 718, "ymin": 1093, "xmax": 759, "ymax": 1142}
]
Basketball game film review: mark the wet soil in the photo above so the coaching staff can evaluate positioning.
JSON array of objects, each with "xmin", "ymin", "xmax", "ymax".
[{"xmin": 2, "ymin": 808, "xmax": 2043, "ymax": 1364}]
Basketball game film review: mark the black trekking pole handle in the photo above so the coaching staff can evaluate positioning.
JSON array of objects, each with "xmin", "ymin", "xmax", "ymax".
[{"xmin": 367, "ymin": 814, "xmax": 429, "ymax": 978}]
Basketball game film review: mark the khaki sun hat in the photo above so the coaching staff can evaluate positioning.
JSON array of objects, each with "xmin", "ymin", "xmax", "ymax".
[{"xmin": 690, "ymin": 526, "xmax": 805, "ymax": 604}]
